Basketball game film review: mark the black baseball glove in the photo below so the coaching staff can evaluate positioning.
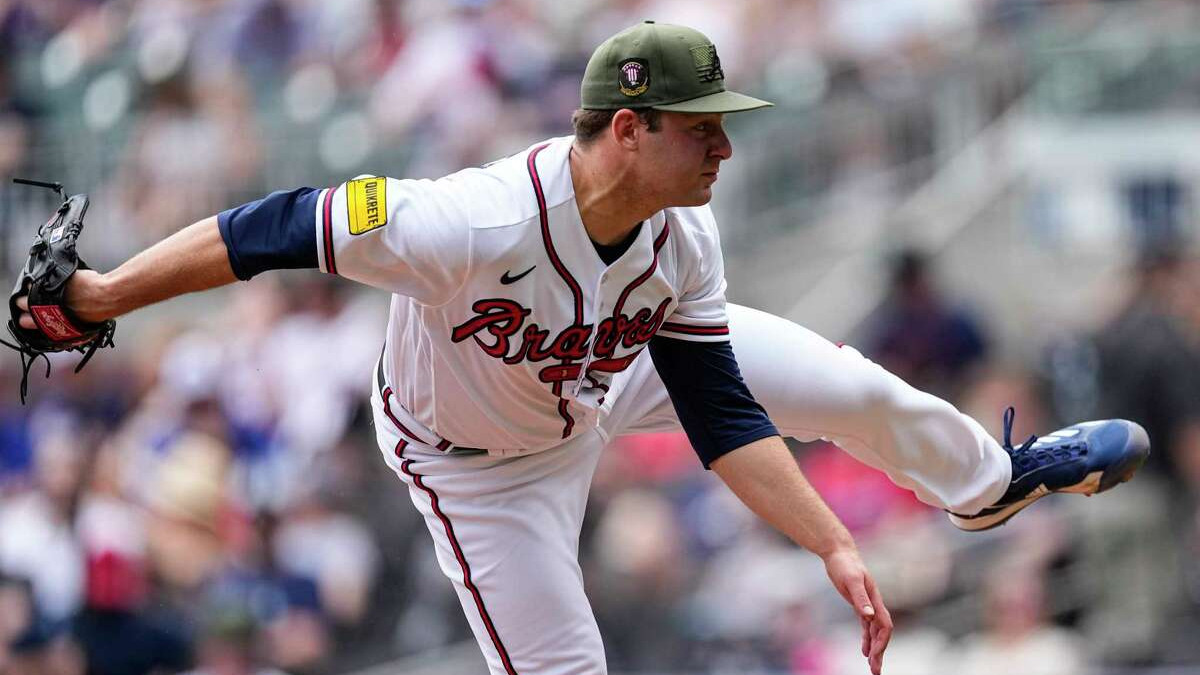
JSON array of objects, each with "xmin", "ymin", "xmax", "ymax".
[{"xmin": 2, "ymin": 178, "xmax": 115, "ymax": 402}]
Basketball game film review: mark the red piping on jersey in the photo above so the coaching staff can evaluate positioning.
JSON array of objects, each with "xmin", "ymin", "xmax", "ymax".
[
  {"xmin": 381, "ymin": 387, "xmax": 425, "ymax": 442},
  {"xmin": 527, "ymin": 142, "xmax": 577, "ymax": 438},
  {"xmin": 556, "ymin": 398, "xmax": 574, "ymax": 438},
  {"xmin": 527, "ymin": 143, "xmax": 583, "ymax": 324},
  {"xmin": 321, "ymin": 186, "xmax": 338, "ymax": 275},
  {"xmin": 400, "ymin": 459, "xmax": 519, "ymax": 675},
  {"xmin": 384, "ymin": 387, "xmax": 452, "ymax": 450},
  {"xmin": 660, "ymin": 321, "xmax": 730, "ymax": 336},
  {"xmin": 382, "ymin": 376, "xmax": 485, "ymax": 453},
  {"xmin": 585, "ymin": 373, "xmax": 610, "ymax": 393},
  {"xmin": 612, "ymin": 219, "xmax": 671, "ymax": 317}
]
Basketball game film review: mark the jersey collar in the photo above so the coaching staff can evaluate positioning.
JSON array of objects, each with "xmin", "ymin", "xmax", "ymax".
[{"xmin": 533, "ymin": 136, "xmax": 666, "ymax": 277}]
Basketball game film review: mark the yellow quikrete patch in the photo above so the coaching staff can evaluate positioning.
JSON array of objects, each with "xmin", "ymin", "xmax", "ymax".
[{"xmin": 347, "ymin": 176, "xmax": 388, "ymax": 235}]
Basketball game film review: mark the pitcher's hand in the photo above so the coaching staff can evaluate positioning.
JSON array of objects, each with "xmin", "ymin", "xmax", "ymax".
[
  {"xmin": 14, "ymin": 269, "xmax": 107, "ymax": 330},
  {"xmin": 823, "ymin": 546, "xmax": 892, "ymax": 675}
]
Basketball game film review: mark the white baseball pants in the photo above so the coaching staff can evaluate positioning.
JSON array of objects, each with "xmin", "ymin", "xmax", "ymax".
[{"xmin": 370, "ymin": 303, "xmax": 1011, "ymax": 675}]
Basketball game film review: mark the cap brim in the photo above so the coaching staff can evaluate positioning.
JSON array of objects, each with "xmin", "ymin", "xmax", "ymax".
[{"xmin": 651, "ymin": 90, "xmax": 773, "ymax": 113}]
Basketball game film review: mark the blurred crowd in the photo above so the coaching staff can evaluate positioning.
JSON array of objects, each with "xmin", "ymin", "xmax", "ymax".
[
  {"xmin": 0, "ymin": 275, "xmax": 405, "ymax": 675},
  {"xmin": 1, "ymin": 0, "xmax": 1199, "ymax": 674},
  {"xmin": 4, "ymin": 0, "xmax": 1184, "ymax": 266},
  {"xmin": 2, "ymin": 249, "xmax": 1195, "ymax": 675}
]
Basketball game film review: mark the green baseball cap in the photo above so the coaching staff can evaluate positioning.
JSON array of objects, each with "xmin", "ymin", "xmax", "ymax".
[{"xmin": 580, "ymin": 21, "xmax": 772, "ymax": 113}]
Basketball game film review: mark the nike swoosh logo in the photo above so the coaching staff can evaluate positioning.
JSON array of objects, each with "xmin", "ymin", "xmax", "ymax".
[{"xmin": 500, "ymin": 265, "xmax": 536, "ymax": 285}]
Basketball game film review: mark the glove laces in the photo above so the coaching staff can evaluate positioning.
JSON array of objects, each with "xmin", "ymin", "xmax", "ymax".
[{"xmin": 1, "ymin": 320, "xmax": 115, "ymax": 404}]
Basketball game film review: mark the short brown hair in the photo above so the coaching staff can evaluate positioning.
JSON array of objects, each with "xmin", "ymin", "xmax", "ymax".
[{"xmin": 571, "ymin": 108, "xmax": 662, "ymax": 144}]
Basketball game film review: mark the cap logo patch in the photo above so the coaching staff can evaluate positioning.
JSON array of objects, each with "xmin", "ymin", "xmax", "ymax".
[
  {"xmin": 690, "ymin": 44, "xmax": 724, "ymax": 83},
  {"xmin": 618, "ymin": 58, "xmax": 649, "ymax": 97}
]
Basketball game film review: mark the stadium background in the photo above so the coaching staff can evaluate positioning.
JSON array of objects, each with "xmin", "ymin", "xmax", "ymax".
[{"xmin": 0, "ymin": 0, "xmax": 1198, "ymax": 674}]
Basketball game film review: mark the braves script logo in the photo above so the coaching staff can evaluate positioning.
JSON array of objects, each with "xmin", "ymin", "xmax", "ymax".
[{"xmin": 451, "ymin": 297, "xmax": 672, "ymax": 383}]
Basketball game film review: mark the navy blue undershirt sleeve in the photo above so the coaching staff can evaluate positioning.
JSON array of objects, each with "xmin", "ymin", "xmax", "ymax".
[
  {"xmin": 217, "ymin": 188, "xmax": 320, "ymax": 280},
  {"xmin": 648, "ymin": 336, "xmax": 780, "ymax": 468}
]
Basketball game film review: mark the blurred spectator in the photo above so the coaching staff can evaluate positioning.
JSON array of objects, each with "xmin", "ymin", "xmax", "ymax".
[
  {"xmin": 862, "ymin": 249, "xmax": 989, "ymax": 398},
  {"xmin": 0, "ymin": 429, "xmax": 89, "ymax": 622},
  {"xmin": 271, "ymin": 485, "xmax": 381, "ymax": 630},
  {"xmin": 0, "ymin": 77, "xmax": 29, "ymax": 177},
  {"xmin": 259, "ymin": 276, "xmax": 385, "ymax": 469},
  {"xmin": 588, "ymin": 486, "xmax": 690, "ymax": 670},
  {"xmin": 953, "ymin": 561, "xmax": 1087, "ymax": 675},
  {"xmin": 143, "ymin": 431, "xmax": 231, "ymax": 596},
  {"xmin": 1173, "ymin": 453, "xmax": 1200, "ymax": 662},
  {"xmin": 1140, "ymin": 252, "xmax": 1200, "ymax": 663},
  {"xmin": 118, "ymin": 71, "xmax": 262, "ymax": 244},
  {"xmin": 72, "ymin": 441, "xmax": 193, "ymax": 675},
  {"xmin": 826, "ymin": 511, "xmax": 956, "ymax": 675},
  {"xmin": 770, "ymin": 600, "xmax": 836, "ymax": 674},
  {"xmin": 1123, "ymin": 175, "xmax": 1188, "ymax": 254},
  {"xmin": 1094, "ymin": 247, "xmax": 1200, "ymax": 490},
  {"xmin": 205, "ymin": 511, "xmax": 328, "ymax": 671},
  {"xmin": 182, "ymin": 604, "xmax": 289, "ymax": 675},
  {"xmin": 0, "ymin": 574, "xmax": 36, "ymax": 672},
  {"xmin": 7, "ymin": 618, "xmax": 86, "ymax": 675},
  {"xmin": 368, "ymin": 3, "xmax": 509, "ymax": 177},
  {"xmin": 958, "ymin": 364, "xmax": 1047, "ymax": 446},
  {"xmin": 0, "ymin": 391, "xmax": 33, "ymax": 488},
  {"xmin": 72, "ymin": 550, "xmax": 193, "ymax": 675}
]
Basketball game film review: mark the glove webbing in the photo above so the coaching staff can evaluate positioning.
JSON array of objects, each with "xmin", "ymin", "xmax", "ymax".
[{"xmin": 1, "ymin": 319, "xmax": 115, "ymax": 403}]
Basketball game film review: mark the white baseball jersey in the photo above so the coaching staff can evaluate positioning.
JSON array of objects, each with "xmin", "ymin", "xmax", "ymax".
[{"xmin": 315, "ymin": 136, "xmax": 731, "ymax": 453}]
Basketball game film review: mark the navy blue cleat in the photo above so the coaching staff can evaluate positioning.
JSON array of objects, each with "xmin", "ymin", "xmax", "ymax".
[{"xmin": 949, "ymin": 407, "xmax": 1150, "ymax": 532}]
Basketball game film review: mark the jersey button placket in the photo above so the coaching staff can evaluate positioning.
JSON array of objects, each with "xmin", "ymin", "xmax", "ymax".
[{"xmin": 572, "ymin": 281, "xmax": 608, "ymax": 397}]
